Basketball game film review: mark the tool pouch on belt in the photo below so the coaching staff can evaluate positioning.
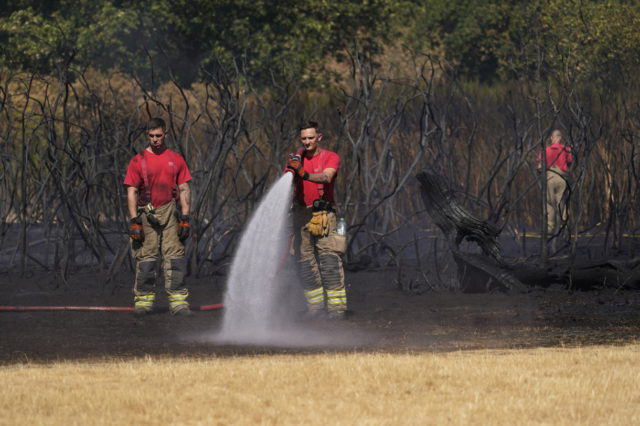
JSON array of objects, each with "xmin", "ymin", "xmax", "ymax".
[
  {"xmin": 305, "ymin": 210, "xmax": 330, "ymax": 237},
  {"xmin": 140, "ymin": 201, "xmax": 175, "ymax": 228},
  {"xmin": 142, "ymin": 204, "xmax": 161, "ymax": 227}
]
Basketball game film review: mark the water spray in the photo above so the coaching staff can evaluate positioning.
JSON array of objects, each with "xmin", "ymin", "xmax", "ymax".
[{"xmin": 217, "ymin": 172, "xmax": 294, "ymax": 342}]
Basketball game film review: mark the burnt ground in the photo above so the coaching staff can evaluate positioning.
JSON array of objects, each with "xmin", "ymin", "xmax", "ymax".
[{"xmin": 1, "ymin": 266, "xmax": 640, "ymax": 364}]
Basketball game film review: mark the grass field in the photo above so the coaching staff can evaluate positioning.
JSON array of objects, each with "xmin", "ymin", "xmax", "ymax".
[{"xmin": 1, "ymin": 345, "xmax": 639, "ymax": 425}]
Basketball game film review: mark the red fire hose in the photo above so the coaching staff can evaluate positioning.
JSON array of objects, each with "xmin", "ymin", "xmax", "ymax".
[{"xmin": 0, "ymin": 303, "xmax": 223, "ymax": 312}]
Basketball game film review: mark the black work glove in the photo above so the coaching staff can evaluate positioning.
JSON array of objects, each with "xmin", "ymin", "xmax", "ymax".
[
  {"xmin": 129, "ymin": 216, "xmax": 144, "ymax": 242},
  {"xmin": 286, "ymin": 154, "xmax": 309, "ymax": 180},
  {"xmin": 178, "ymin": 214, "xmax": 190, "ymax": 242}
]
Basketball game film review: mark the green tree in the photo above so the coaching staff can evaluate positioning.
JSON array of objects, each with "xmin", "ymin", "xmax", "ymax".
[
  {"xmin": 0, "ymin": 2, "xmax": 141, "ymax": 77},
  {"xmin": 0, "ymin": 0, "xmax": 408, "ymax": 86},
  {"xmin": 408, "ymin": 0, "xmax": 640, "ymax": 84},
  {"xmin": 409, "ymin": 0, "xmax": 517, "ymax": 81},
  {"xmin": 540, "ymin": 0, "xmax": 640, "ymax": 86}
]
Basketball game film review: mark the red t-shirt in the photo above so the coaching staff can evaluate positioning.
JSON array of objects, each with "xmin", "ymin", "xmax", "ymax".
[
  {"xmin": 537, "ymin": 143, "xmax": 572, "ymax": 173},
  {"xmin": 292, "ymin": 149, "xmax": 340, "ymax": 207},
  {"xmin": 123, "ymin": 148, "xmax": 192, "ymax": 207}
]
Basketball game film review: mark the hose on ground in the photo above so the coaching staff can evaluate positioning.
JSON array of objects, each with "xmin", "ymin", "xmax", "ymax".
[{"xmin": 0, "ymin": 303, "xmax": 224, "ymax": 312}]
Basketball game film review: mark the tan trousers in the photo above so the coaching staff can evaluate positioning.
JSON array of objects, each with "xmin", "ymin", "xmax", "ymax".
[
  {"xmin": 131, "ymin": 200, "xmax": 188, "ymax": 301},
  {"xmin": 546, "ymin": 167, "xmax": 568, "ymax": 234},
  {"xmin": 292, "ymin": 205, "xmax": 347, "ymax": 313}
]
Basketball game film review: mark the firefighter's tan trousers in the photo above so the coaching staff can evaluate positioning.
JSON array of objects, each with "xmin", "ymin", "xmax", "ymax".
[
  {"xmin": 131, "ymin": 200, "xmax": 189, "ymax": 313},
  {"xmin": 292, "ymin": 206, "xmax": 348, "ymax": 313},
  {"xmin": 546, "ymin": 168, "xmax": 568, "ymax": 234}
]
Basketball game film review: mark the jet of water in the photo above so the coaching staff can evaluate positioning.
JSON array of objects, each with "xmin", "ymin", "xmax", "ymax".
[{"xmin": 217, "ymin": 172, "xmax": 294, "ymax": 341}]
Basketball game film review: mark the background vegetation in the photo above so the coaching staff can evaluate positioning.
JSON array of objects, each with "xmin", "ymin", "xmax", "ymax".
[{"xmin": 1, "ymin": 0, "xmax": 639, "ymax": 282}]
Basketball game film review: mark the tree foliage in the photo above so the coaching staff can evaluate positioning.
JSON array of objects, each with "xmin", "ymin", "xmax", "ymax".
[
  {"xmin": 0, "ymin": 2, "xmax": 140, "ymax": 77},
  {"xmin": 0, "ymin": 0, "xmax": 406, "ymax": 85},
  {"xmin": 410, "ymin": 0, "xmax": 640, "ymax": 84},
  {"xmin": 2, "ymin": 0, "xmax": 638, "ymax": 86}
]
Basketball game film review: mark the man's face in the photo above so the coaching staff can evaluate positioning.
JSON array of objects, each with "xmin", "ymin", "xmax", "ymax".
[
  {"xmin": 300, "ymin": 128, "xmax": 321, "ymax": 153},
  {"xmin": 147, "ymin": 127, "xmax": 167, "ymax": 150},
  {"xmin": 550, "ymin": 131, "xmax": 562, "ymax": 144}
]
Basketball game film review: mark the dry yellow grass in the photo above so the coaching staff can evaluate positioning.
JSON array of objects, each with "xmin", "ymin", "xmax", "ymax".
[{"xmin": 1, "ymin": 345, "xmax": 639, "ymax": 425}]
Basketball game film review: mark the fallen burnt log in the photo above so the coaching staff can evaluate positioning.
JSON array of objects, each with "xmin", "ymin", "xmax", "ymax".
[
  {"xmin": 417, "ymin": 170, "xmax": 640, "ymax": 291},
  {"xmin": 453, "ymin": 252, "xmax": 528, "ymax": 293},
  {"xmin": 566, "ymin": 258, "xmax": 640, "ymax": 290},
  {"xmin": 453, "ymin": 250, "xmax": 640, "ymax": 292},
  {"xmin": 508, "ymin": 257, "xmax": 640, "ymax": 290}
]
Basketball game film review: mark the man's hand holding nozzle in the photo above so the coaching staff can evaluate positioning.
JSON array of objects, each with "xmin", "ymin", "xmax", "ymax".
[{"xmin": 286, "ymin": 154, "xmax": 309, "ymax": 180}]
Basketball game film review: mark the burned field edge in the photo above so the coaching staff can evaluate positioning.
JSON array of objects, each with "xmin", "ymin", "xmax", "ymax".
[{"xmin": 2, "ymin": 263, "xmax": 640, "ymax": 364}]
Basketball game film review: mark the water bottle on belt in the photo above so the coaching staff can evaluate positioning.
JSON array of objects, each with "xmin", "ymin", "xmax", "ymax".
[{"xmin": 337, "ymin": 217, "xmax": 347, "ymax": 236}]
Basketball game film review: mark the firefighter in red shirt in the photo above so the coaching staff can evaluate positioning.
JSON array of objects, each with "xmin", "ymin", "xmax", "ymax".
[
  {"xmin": 286, "ymin": 121, "xmax": 348, "ymax": 319},
  {"xmin": 123, "ymin": 117, "xmax": 193, "ymax": 316},
  {"xmin": 537, "ymin": 129, "xmax": 572, "ymax": 234}
]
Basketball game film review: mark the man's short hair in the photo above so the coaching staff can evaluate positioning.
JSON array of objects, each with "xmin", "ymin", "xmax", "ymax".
[
  {"xmin": 299, "ymin": 120, "xmax": 320, "ymax": 132},
  {"xmin": 147, "ymin": 117, "xmax": 166, "ymax": 131}
]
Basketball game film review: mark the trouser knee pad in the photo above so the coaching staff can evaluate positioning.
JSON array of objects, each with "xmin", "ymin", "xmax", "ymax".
[
  {"xmin": 318, "ymin": 253, "xmax": 343, "ymax": 289},
  {"xmin": 298, "ymin": 259, "xmax": 321, "ymax": 290},
  {"xmin": 319, "ymin": 253, "xmax": 346, "ymax": 312},
  {"xmin": 166, "ymin": 257, "xmax": 186, "ymax": 291},
  {"xmin": 136, "ymin": 260, "xmax": 158, "ymax": 291}
]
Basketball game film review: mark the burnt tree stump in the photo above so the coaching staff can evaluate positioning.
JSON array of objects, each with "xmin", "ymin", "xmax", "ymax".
[{"xmin": 417, "ymin": 171, "xmax": 526, "ymax": 293}]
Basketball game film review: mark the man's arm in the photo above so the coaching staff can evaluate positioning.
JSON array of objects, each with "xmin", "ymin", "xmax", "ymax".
[
  {"xmin": 127, "ymin": 186, "xmax": 139, "ymax": 219},
  {"xmin": 306, "ymin": 168, "xmax": 337, "ymax": 184},
  {"xmin": 178, "ymin": 182, "xmax": 191, "ymax": 216}
]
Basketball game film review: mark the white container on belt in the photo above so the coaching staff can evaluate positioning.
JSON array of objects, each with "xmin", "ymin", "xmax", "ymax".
[{"xmin": 337, "ymin": 217, "xmax": 347, "ymax": 236}]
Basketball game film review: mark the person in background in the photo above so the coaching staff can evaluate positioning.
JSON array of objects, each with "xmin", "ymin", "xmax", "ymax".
[
  {"xmin": 537, "ymin": 129, "xmax": 572, "ymax": 236},
  {"xmin": 123, "ymin": 117, "xmax": 192, "ymax": 316}
]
